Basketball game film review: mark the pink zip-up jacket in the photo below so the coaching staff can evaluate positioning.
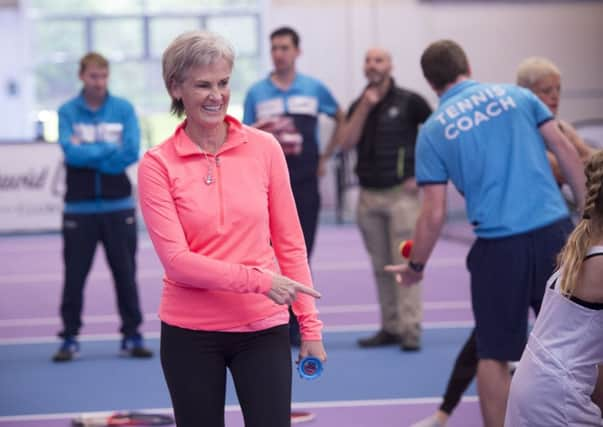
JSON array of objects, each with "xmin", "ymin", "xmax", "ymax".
[{"xmin": 137, "ymin": 115, "xmax": 322, "ymax": 340}]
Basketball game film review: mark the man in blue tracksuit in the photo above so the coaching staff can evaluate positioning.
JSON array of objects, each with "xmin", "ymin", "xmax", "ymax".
[{"xmin": 53, "ymin": 52, "xmax": 152, "ymax": 362}]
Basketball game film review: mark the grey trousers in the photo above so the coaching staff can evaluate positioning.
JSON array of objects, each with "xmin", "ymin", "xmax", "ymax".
[{"xmin": 357, "ymin": 186, "xmax": 422, "ymax": 339}]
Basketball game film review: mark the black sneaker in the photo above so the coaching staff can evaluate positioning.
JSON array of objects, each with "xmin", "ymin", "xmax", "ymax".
[
  {"xmin": 120, "ymin": 335, "xmax": 153, "ymax": 358},
  {"xmin": 357, "ymin": 330, "xmax": 400, "ymax": 348},
  {"xmin": 52, "ymin": 337, "xmax": 80, "ymax": 362},
  {"xmin": 401, "ymin": 334, "xmax": 421, "ymax": 352}
]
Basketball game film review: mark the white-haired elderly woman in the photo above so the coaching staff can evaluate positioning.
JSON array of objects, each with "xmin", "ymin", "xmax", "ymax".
[
  {"xmin": 137, "ymin": 30, "xmax": 326, "ymax": 427},
  {"xmin": 517, "ymin": 57, "xmax": 594, "ymax": 189}
]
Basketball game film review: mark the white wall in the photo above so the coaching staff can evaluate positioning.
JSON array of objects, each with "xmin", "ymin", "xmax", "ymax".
[
  {"xmin": 2, "ymin": 1, "xmax": 599, "ymax": 142},
  {"xmin": 265, "ymin": 0, "xmax": 603, "ymax": 122},
  {"xmin": 263, "ymin": 0, "xmax": 603, "ymax": 216},
  {"xmin": 0, "ymin": 3, "xmax": 34, "ymax": 141}
]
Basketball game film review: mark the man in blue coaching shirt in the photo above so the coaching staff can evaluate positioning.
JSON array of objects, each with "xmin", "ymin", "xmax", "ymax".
[
  {"xmin": 386, "ymin": 40, "xmax": 585, "ymax": 426},
  {"xmin": 243, "ymin": 27, "xmax": 344, "ymax": 346}
]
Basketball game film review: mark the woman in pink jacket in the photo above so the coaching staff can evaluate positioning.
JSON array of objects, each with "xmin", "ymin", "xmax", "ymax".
[{"xmin": 138, "ymin": 30, "xmax": 326, "ymax": 427}]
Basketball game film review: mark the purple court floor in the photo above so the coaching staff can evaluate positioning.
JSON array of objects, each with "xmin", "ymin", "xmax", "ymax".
[{"xmin": 0, "ymin": 224, "xmax": 482, "ymax": 426}]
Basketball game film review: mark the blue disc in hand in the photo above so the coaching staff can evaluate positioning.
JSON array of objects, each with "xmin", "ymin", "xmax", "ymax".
[{"xmin": 298, "ymin": 356, "xmax": 323, "ymax": 380}]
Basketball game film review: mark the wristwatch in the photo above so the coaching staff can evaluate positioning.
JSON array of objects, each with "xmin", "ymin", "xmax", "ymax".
[{"xmin": 408, "ymin": 261, "xmax": 425, "ymax": 273}]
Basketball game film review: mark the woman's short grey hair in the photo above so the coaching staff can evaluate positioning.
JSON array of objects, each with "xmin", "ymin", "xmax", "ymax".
[
  {"xmin": 516, "ymin": 56, "xmax": 561, "ymax": 90},
  {"xmin": 162, "ymin": 30, "xmax": 235, "ymax": 116}
]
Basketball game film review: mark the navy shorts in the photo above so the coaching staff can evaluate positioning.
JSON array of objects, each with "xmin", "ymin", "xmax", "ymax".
[{"xmin": 467, "ymin": 218, "xmax": 573, "ymax": 361}]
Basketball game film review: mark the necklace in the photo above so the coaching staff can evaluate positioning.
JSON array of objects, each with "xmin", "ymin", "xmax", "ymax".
[
  {"xmin": 203, "ymin": 152, "xmax": 214, "ymax": 185},
  {"xmin": 198, "ymin": 125, "xmax": 227, "ymax": 185}
]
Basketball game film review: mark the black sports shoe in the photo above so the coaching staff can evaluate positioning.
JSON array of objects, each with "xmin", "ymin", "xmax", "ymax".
[
  {"xmin": 400, "ymin": 334, "xmax": 421, "ymax": 352},
  {"xmin": 52, "ymin": 337, "xmax": 80, "ymax": 362},
  {"xmin": 120, "ymin": 335, "xmax": 153, "ymax": 358},
  {"xmin": 357, "ymin": 330, "xmax": 400, "ymax": 348}
]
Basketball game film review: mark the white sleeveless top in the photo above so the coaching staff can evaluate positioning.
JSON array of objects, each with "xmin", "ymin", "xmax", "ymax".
[{"xmin": 505, "ymin": 246, "xmax": 603, "ymax": 426}]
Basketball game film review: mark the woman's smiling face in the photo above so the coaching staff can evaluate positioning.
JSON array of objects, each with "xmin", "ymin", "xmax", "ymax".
[{"xmin": 171, "ymin": 58, "xmax": 232, "ymax": 129}]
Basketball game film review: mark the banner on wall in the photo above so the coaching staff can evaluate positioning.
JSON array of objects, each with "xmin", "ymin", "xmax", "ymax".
[{"xmin": 0, "ymin": 143, "xmax": 65, "ymax": 232}]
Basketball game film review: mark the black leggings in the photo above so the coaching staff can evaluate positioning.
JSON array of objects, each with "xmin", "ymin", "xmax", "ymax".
[
  {"xmin": 160, "ymin": 322, "xmax": 292, "ymax": 427},
  {"xmin": 440, "ymin": 329, "xmax": 478, "ymax": 414}
]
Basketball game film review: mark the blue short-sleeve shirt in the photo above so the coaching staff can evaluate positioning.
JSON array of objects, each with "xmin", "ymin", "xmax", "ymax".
[
  {"xmin": 416, "ymin": 80, "xmax": 568, "ymax": 238},
  {"xmin": 243, "ymin": 73, "xmax": 338, "ymax": 183}
]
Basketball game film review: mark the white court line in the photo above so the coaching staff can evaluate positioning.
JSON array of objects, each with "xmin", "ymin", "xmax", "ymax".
[
  {"xmin": 0, "ymin": 257, "xmax": 465, "ymax": 285},
  {"xmin": 0, "ymin": 333, "xmax": 161, "ymax": 346},
  {"xmin": 0, "ymin": 301, "xmax": 471, "ymax": 328},
  {"xmin": 0, "ymin": 269, "xmax": 164, "ymax": 285},
  {"xmin": 320, "ymin": 301, "xmax": 470, "ymax": 313},
  {"xmin": 323, "ymin": 321, "xmax": 474, "ymax": 333},
  {"xmin": 0, "ymin": 396, "xmax": 479, "ymax": 422},
  {"xmin": 0, "ymin": 321, "xmax": 475, "ymax": 346},
  {"xmin": 0, "ymin": 238, "xmax": 157, "ymax": 254}
]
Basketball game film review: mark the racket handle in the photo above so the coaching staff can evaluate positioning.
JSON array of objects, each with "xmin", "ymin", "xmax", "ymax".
[
  {"xmin": 71, "ymin": 415, "xmax": 106, "ymax": 427},
  {"xmin": 298, "ymin": 356, "xmax": 323, "ymax": 380}
]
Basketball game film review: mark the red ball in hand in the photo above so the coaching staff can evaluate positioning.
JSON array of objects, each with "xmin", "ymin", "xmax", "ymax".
[{"xmin": 399, "ymin": 240, "xmax": 413, "ymax": 259}]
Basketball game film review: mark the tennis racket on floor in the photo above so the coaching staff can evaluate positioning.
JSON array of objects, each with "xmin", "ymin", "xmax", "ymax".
[
  {"xmin": 291, "ymin": 410, "xmax": 316, "ymax": 424},
  {"xmin": 72, "ymin": 412, "xmax": 174, "ymax": 426}
]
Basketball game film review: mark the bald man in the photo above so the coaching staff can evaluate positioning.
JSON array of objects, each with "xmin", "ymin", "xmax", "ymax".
[{"xmin": 340, "ymin": 48, "xmax": 432, "ymax": 351}]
